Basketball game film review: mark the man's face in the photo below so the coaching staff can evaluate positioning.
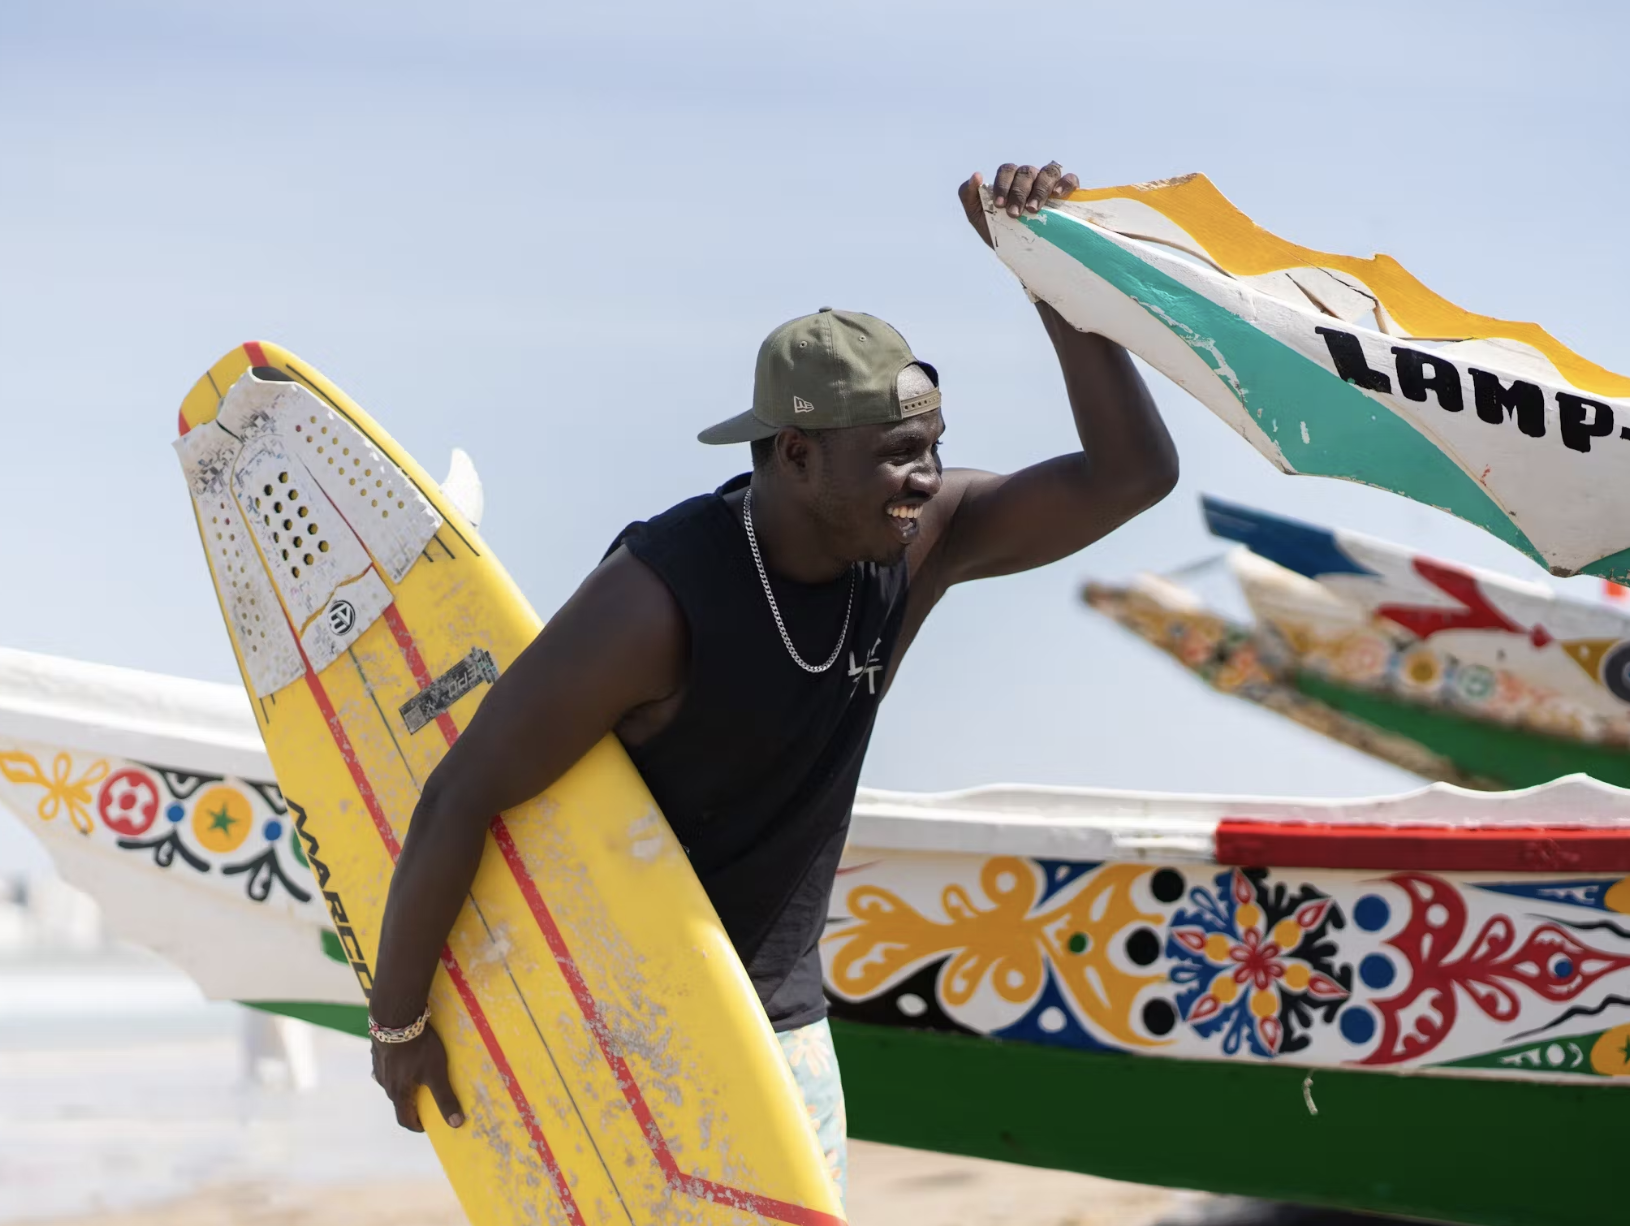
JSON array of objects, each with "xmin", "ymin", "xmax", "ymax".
[{"xmin": 798, "ymin": 410, "xmax": 944, "ymax": 565}]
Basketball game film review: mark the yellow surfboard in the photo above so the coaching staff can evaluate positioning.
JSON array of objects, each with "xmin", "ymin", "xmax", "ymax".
[{"xmin": 175, "ymin": 343, "xmax": 845, "ymax": 1226}]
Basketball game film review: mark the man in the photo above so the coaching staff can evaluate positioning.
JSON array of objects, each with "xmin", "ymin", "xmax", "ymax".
[{"xmin": 367, "ymin": 161, "xmax": 1179, "ymax": 1199}]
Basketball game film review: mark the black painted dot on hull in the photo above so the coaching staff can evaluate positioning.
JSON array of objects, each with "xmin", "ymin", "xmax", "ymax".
[
  {"xmin": 1151, "ymin": 868, "xmax": 1185, "ymax": 904},
  {"xmin": 1143, "ymin": 998, "xmax": 1177, "ymax": 1036},
  {"xmin": 1126, "ymin": 927, "xmax": 1161, "ymax": 966}
]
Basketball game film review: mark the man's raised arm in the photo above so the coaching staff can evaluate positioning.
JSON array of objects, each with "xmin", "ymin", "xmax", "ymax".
[{"xmin": 910, "ymin": 163, "xmax": 1179, "ymax": 596}]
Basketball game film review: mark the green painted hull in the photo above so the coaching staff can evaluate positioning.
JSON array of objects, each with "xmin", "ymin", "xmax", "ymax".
[
  {"xmin": 1297, "ymin": 671, "xmax": 1630, "ymax": 791},
  {"xmin": 831, "ymin": 1019, "xmax": 1620, "ymax": 1226},
  {"xmin": 254, "ymin": 999, "xmax": 1624, "ymax": 1224},
  {"xmin": 251, "ymin": 999, "xmax": 370, "ymax": 1038}
]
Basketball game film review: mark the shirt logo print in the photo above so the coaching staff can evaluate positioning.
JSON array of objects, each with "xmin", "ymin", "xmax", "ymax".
[{"xmin": 848, "ymin": 647, "xmax": 882, "ymax": 695}]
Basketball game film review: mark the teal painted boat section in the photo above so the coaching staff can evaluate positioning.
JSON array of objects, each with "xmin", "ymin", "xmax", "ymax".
[
  {"xmin": 1584, "ymin": 540, "xmax": 1630, "ymax": 583},
  {"xmin": 1018, "ymin": 213, "xmax": 1549, "ymax": 568}
]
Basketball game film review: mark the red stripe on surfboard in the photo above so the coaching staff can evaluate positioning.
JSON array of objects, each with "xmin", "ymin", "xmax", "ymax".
[
  {"xmin": 383, "ymin": 609, "xmax": 845, "ymax": 1226},
  {"xmin": 296, "ymin": 644, "xmax": 585, "ymax": 1225},
  {"xmin": 243, "ymin": 340, "xmax": 268, "ymax": 367},
  {"xmin": 382, "ymin": 605, "xmax": 461, "ymax": 747},
  {"xmin": 1215, "ymin": 820, "xmax": 1630, "ymax": 873},
  {"xmin": 300, "ymin": 663, "xmax": 402, "ymax": 858},
  {"xmin": 489, "ymin": 823, "xmax": 845, "ymax": 1226},
  {"xmin": 437, "ymin": 948, "xmax": 587, "ymax": 1224}
]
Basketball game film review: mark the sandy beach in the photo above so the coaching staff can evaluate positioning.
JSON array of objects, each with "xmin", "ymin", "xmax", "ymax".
[
  {"xmin": 0, "ymin": 946, "xmax": 1202, "ymax": 1226},
  {"xmin": 11, "ymin": 1145, "xmax": 1198, "ymax": 1226}
]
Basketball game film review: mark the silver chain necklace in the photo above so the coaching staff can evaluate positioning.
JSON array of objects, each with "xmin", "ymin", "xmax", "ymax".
[{"xmin": 742, "ymin": 486, "xmax": 854, "ymax": 674}]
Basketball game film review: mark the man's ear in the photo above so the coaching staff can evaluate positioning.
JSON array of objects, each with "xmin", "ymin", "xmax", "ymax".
[{"xmin": 776, "ymin": 427, "xmax": 815, "ymax": 480}]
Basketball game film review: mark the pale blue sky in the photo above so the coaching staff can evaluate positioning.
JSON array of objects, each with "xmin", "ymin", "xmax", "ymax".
[{"xmin": 3, "ymin": 1, "xmax": 1628, "ymax": 877}]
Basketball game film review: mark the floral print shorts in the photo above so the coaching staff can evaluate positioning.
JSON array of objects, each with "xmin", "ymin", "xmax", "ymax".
[{"xmin": 777, "ymin": 1017, "xmax": 848, "ymax": 1206}]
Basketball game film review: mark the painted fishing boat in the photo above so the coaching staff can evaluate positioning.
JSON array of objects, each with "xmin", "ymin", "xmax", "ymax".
[
  {"xmin": 0, "ymin": 450, "xmax": 486, "ymax": 1036},
  {"xmin": 0, "ymin": 646, "xmax": 365, "ymax": 1034},
  {"xmin": 1087, "ymin": 496, "xmax": 1630, "ymax": 792},
  {"xmin": 980, "ymin": 175, "xmax": 1630, "ymax": 581},
  {"xmin": 6, "ymin": 646, "xmax": 1630, "ymax": 1226}
]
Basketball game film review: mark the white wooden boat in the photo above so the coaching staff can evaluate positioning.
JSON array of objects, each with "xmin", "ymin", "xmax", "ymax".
[{"xmin": 5, "ymin": 646, "xmax": 1630, "ymax": 1223}]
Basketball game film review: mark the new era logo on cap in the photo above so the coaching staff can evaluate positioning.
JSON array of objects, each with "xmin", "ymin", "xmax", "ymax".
[{"xmin": 792, "ymin": 395, "xmax": 815, "ymax": 414}]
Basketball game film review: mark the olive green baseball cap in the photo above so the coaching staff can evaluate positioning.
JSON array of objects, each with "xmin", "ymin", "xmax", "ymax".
[{"xmin": 699, "ymin": 307, "xmax": 940, "ymax": 445}]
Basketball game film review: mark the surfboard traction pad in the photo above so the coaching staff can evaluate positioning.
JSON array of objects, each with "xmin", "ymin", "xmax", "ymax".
[
  {"xmin": 176, "ymin": 344, "xmax": 845, "ymax": 1226},
  {"xmin": 982, "ymin": 174, "xmax": 1630, "ymax": 582}
]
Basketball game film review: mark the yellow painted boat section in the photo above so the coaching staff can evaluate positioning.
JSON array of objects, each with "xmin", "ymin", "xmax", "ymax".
[{"xmin": 1068, "ymin": 174, "xmax": 1630, "ymax": 398}]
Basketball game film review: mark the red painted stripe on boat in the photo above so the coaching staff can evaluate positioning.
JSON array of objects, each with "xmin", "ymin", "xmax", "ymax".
[
  {"xmin": 384, "ymin": 609, "xmax": 844, "ymax": 1226},
  {"xmin": 1215, "ymin": 820, "xmax": 1630, "ymax": 873},
  {"xmin": 243, "ymin": 340, "xmax": 267, "ymax": 367},
  {"xmin": 296, "ymin": 637, "xmax": 584, "ymax": 1224}
]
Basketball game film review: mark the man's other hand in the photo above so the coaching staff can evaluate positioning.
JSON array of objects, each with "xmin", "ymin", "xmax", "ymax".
[{"xmin": 372, "ymin": 1023, "xmax": 464, "ymax": 1133}]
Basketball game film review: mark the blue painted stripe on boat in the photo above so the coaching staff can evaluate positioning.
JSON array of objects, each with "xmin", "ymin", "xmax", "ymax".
[
  {"xmin": 1474, "ymin": 879, "xmax": 1624, "ymax": 912},
  {"xmin": 1201, "ymin": 495, "xmax": 1375, "ymax": 579}
]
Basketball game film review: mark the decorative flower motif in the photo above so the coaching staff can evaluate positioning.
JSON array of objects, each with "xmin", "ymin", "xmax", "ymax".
[
  {"xmin": 1364, "ymin": 873, "xmax": 1630, "ymax": 1066},
  {"xmin": 1173, "ymin": 618, "xmax": 1224, "ymax": 667},
  {"xmin": 1393, "ymin": 646, "xmax": 1446, "ymax": 695},
  {"xmin": 1169, "ymin": 869, "xmax": 1348, "ymax": 1057},
  {"xmin": 1331, "ymin": 632, "xmax": 1390, "ymax": 684},
  {"xmin": 1524, "ymin": 699, "xmax": 1586, "ymax": 740},
  {"xmin": 1211, "ymin": 640, "xmax": 1273, "ymax": 693},
  {"xmin": 1450, "ymin": 663, "xmax": 1497, "ymax": 705},
  {"xmin": 828, "ymin": 859, "xmax": 1165, "ymax": 1048},
  {"xmin": 0, "ymin": 749, "xmax": 110, "ymax": 834}
]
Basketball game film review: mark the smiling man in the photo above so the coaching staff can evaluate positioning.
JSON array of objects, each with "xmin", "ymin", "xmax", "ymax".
[{"xmin": 366, "ymin": 161, "xmax": 1179, "ymax": 1202}]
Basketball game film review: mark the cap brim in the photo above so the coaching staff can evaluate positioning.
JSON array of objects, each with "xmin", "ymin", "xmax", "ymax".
[{"xmin": 698, "ymin": 408, "xmax": 779, "ymax": 446}]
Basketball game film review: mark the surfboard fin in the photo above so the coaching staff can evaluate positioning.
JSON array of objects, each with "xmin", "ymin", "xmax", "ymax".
[{"xmin": 440, "ymin": 448, "xmax": 484, "ymax": 530}]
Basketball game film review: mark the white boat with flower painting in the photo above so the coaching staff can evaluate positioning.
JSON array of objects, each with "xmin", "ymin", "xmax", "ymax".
[{"xmin": 5, "ymin": 644, "xmax": 1630, "ymax": 1226}]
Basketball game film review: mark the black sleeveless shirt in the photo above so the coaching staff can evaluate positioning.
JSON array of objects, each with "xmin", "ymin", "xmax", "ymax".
[{"xmin": 610, "ymin": 474, "xmax": 909, "ymax": 1030}]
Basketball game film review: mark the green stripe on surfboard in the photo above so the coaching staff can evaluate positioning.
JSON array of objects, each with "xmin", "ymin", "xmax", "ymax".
[{"xmin": 1019, "ymin": 213, "xmax": 1549, "ymax": 569}]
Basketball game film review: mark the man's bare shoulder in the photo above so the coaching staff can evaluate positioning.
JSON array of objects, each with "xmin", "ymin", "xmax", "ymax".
[{"xmin": 554, "ymin": 544, "xmax": 686, "ymax": 661}]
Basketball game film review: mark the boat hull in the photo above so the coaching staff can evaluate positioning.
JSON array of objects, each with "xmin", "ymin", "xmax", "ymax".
[
  {"xmin": 834, "ymin": 1019, "xmax": 1618, "ymax": 1226},
  {"xmin": 12, "ymin": 648, "xmax": 1630, "ymax": 1225}
]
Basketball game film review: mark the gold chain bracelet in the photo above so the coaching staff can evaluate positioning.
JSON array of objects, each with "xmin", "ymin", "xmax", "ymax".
[{"xmin": 368, "ymin": 1005, "xmax": 430, "ymax": 1044}]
